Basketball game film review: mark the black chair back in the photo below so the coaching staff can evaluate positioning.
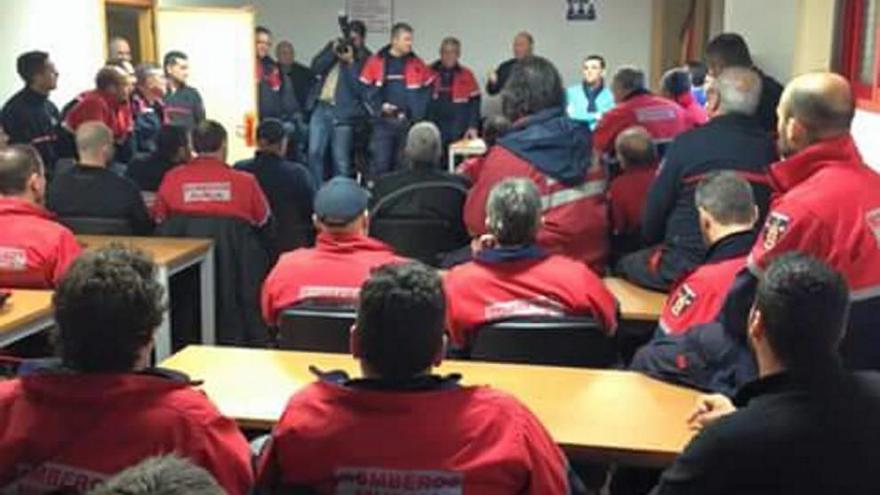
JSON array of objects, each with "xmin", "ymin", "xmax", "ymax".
[
  {"xmin": 470, "ymin": 316, "xmax": 618, "ymax": 368},
  {"xmin": 59, "ymin": 216, "xmax": 134, "ymax": 235},
  {"xmin": 278, "ymin": 304, "xmax": 357, "ymax": 353}
]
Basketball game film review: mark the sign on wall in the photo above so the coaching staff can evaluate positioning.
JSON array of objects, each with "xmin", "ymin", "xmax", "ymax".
[
  {"xmin": 347, "ymin": 0, "xmax": 393, "ymax": 34},
  {"xmin": 567, "ymin": 0, "xmax": 598, "ymax": 21}
]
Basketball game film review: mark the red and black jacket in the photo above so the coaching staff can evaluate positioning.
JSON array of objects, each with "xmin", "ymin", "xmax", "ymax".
[
  {"xmin": 427, "ymin": 61, "xmax": 481, "ymax": 140},
  {"xmin": 360, "ymin": 45, "xmax": 435, "ymax": 121}
]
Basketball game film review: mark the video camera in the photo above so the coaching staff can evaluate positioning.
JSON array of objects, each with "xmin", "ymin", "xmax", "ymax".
[{"xmin": 335, "ymin": 13, "xmax": 354, "ymax": 56}]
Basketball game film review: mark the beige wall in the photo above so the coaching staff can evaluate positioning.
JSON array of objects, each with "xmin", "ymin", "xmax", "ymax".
[{"xmin": 792, "ymin": 0, "xmax": 836, "ymax": 75}]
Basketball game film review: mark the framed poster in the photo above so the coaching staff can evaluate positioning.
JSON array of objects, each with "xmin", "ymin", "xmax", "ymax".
[{"xmin": 347, "ymin": 0, "xmax": 394, "ymax": 34}]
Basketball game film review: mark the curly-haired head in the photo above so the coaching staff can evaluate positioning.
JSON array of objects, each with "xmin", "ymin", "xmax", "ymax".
[{"xmin": 53, "ymin": 245, "xmax": 166, "ymax": 373}]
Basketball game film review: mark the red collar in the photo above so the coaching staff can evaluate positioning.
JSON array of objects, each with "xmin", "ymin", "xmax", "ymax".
[
  {"xmin": 0, "ymin": 197, "xmax": 54, "ymax": 220},
  {"xmin": 316, "ymin": 232, "xmax": 393, "ymax": 254},
  {"xmin": 769, "ymin": 135, "xmax": 864, "ymax": 192},
  {"xmin": 187, "ymin": 156, "xmax": 229, "ymax": 168}
]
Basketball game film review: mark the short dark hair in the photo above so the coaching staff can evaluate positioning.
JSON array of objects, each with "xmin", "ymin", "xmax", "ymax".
[
  {"xmin": 501, "ymin": 56, "xmax": 565, "ymax": 121},
  {"xmin": 585, "ymin": 54, "xmax": 606, "ymax": 68},
  {"xmin": 96, "ymin": 66, "xmax": 126, "ymax": 91},
  {"xmin": 256, "ymin": 25, "xmax": 271, "ymax": 36},
  {"xmin": 789, "ymin": 85, "xmax": 856, "ymax": 137},
  {"xmin": 686, "ymin": 60, "xmax": 708, "ymax": 86},
  {"xmin": 756, "ymin": 253, "xmax": 849, "ymax": 371},
  {"xmin": 661, "ymin": 68, "xmax": 692, "ymax": 97},
  {"xmin": 482, "ymin": 114, "xmax": 512, "ymax": 147},
  {"xmin": 256, "ymin": 118, "xmax": 286, "ymax": 145},
  {"xmin": 16, "ymin": 51, "xmax": 49, "ymax": 84},
  {"xmin": 88, "ymin": 455, "xmax": 223, "ymax": 495},
  {"xmin": 615, "ymin": 127, "xmax": 656, "ymax": 167},
  {"xmin": 0, "ymin": 145, "xmax": 43, "ymax": 195},
  {"xmin": 612, "ymin": 66, "xmax": 647, "ymax": 95},
  {"xmin": 391, "ymin": 22, "xmax": 414, "ymax": 39},
  {"xmin": 155, "ymin": 125, "xmax": 189, "ymax": 163},
  {"xmin": 695, "ymin": 171, "xmax": 756, "ymax": 225},
  {"xmin": 349, "ymin": 20, "xmax": 367, "ymax": 38},
  {"xmin": 53, "ymin": 246, "xmax": 165, "ymax": 373},
  {"xmin": 191, "ymin": 120, "xmax": 227, "ymax": 154},
  {"xmin": 356, "ymin": 262, "xmax": 445, "ymax": 379},
  {"xmin": 706, "ymin": 32, "xmax": 753, "ymax": 68},
  {"xmin": 163, "ymin": 50, "xmax": 188, "ymax": 71}
]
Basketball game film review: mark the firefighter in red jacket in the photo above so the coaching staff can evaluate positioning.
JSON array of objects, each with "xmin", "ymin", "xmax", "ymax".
[
  {"xmin": 427, "ymin": 37, "xmax": 481, "ymax": 150},
  {"xmin": 64, "ymin": 66, "xmax": 134, "ymax": 144},
  {"xmin": 593, "ymin": 66, "xmax": 690, "ymax": 158},
  {"xmin": 257, "ymin": 262, "xmax": 579, "ymax": 494},
  {"xmin": 658, "ymin": 171, "xmax": 758, "ymax": 335},
  {"xmin": 261, "ymin": 177, "xmax": 403, "ymax": 324},
  {"xmin": 464, "ymin": 56, "xmax": 609, "ymax": 273},
  {"xmin": 607, "ymin": 126, "xmax": 659, "ymax": 258},
  {"xmin": 360, "ymin": 22, "xmax": 435, "ymax": 179},
  {"xmin": 153, "ymin": 120, "xmax": 271, "ymax": 227},
  {"xmin": 0, "ymin": 145, "xmax": 80, "ymax": 289},
  {"xmin": 0, "ymin": 246, "xmax": 252, "ymax": 495},
  {"xmin": 446, "ymin": 178, "xmax": 618, "ymax": 350}
]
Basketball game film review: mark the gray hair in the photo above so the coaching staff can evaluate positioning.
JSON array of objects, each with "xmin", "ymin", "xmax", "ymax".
[
  {"xmin": 695, "ymin": 170, "xmax": 756, "ymax": 226},
  {"xmin": 713, "ymin": 67, "xmax": 762, "ymax": 116},
  {"xmin": 486, "ymin": 178, "xmax": 541, "ymax": 246},
  {"xmin": 404, "ymin": 121, "xmax": 442, "ymax": 168},
  {"xmin": 87, "ymin": 455, "xmax": 224, "ymax": 495},
  {"xmin": 612, "ymin": 66, "xmax": 646, "ymax": 95},
  {"xmin": 615, "ymin": 126, "xmax": 656, "ymax": 167},
  {"xmin": 135, "ymin": 62, "xmax": 163, "ymax": 85}
]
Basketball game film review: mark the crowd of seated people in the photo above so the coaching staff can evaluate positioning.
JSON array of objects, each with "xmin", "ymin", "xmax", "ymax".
[{"xmin": 3, "ymin": 14, "xmax": 880, "ymax": 494}]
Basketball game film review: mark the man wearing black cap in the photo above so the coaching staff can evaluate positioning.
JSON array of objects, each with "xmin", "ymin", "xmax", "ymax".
[
  {"xmin": 261, "ymin": 177, "xmax": 403, "ymax": 325},
  {"xmin": 235, "ymin": 118, "xmax": 315, "ymax": 253}
]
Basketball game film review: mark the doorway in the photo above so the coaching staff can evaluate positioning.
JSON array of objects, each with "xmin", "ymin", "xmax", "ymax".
[
  {"xmin": 104, "ymin": 0, "xmax": 157, "ymax": 64},
  {"xmin": 650, "ymin": 0, "xmax": 721, "ymax": 88}
]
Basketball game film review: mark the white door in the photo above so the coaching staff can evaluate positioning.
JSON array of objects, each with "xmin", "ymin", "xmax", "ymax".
[{"xmin": 156, "ymin": 6, "xmax": 257, "ymax": 163}]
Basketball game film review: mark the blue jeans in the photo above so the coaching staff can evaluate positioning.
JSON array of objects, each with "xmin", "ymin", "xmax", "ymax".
[
  {"xmin": 368, "ymin": 117, "xmax": 409, "ymax": 179},
  {"xmin": 308, "ymin": 102, "xmax": 353, "ymax": 183}
]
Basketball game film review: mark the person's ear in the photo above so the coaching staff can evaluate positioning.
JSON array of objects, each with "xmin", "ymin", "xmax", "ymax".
[
  {"xmin": 349, "ymin": 324, "xmax": 361, "ymax": 358},
  {"xmin": 747, "ymin": 306, "xmax": 764, "ymax": 344},
  {"xmin": 788, "ymin": 118, "xmax": 808, "ymax": 148},
  {"xmin": 312, "ymin": 214, "xmax": 321, "ymax": 230}
]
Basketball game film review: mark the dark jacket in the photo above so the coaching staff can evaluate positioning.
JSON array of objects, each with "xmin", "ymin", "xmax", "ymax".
[
  {"xmin": 126, "ymin": 153, "xmax": 180, "ymax": 193},
  {"xmin": 307, "ymin": 42, "xmax": 371, "ymax": 124},
  {"xmin": 280, "ymin": 61, "xmax": 315, "ymax": 111},
  {"xmin": 643, "ymin": 113, "xmax": 776, "ymax": 266},
  {"xmin": 360, "ymin": 46, "xmax": 434, "ymax": 122},
  {"xmin": 46, "ymin": 164, "xmax": 154, "ymax": 235},
  {"xmin": 427, "ymin": 61, "xmax": 481, "ymax": 142},
  {"xmin": 234, "ymin": 152, "xmax": 315, "ymax": 254},
  {"xmin": 157, "ymin": 215, "xmax": 271, "ymax": 347},
  {"xmin": 165, "ymin": 85, "xmax": 205, "ymax": 131},
  {"xmin": 652, "ymin": 371, "xmax": 880, "ymax": 495},
  {"xmin": 257, "ymin": 56, "xmax": 301, "ymax": 123},
  {"xmin": 486, "ymin": 58, "xmax": 518, "ymax": 96},
  {"xmin": 1, "ymin": 87, "xmax": 60, "ymax": 170},
  {"xmin": 130, "ymin": 89, "xmax": 165, "ymax": 155},
  {"xmin": 755, "ymin": 68, "xmax": 784, "ymax": 134}
]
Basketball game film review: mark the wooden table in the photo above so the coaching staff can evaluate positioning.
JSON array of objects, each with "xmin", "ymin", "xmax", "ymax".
[
  {"xmin": 0, "ymin": 290, "xmax": 54, "ymax": 347},
  {"xmin": 604, "ymin": 277, "xmax": 667, "ymax": 321},
  {"xmin": 78, "ymin": 235, "xmax": 216, "ymax": 360},
  {"xmin": 448, "ymin": 138, "xmax": 487, "ymax": 172},
  {"xmin": 162, "ymin": 345, "xmax": 699, "ymax": 467}
]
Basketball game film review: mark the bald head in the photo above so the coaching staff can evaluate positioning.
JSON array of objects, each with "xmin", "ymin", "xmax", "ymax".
[
  {"xmin": 615, "ymin": 126, "xmax": 656, "ymax": 168},
  {"xmin": 513, "ymin": 31, "xmax": 534, "ymax": 59},
  {"xmin": 109, "ymin": 37, "xmax": 132, "ymax": 62},
  {"xmin": 76, "ymin": 122, "xmax": 114, "ymax": 167},
  {"xmin": 0, "ymin": 145, "xmax": 44, "ymax": 198},
  {"xmin": 783, "ymin": 72, "xmax": 854, "ymax": 138}
]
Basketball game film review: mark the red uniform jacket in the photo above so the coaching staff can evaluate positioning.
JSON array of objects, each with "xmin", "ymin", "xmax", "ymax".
[
  {"xmin": 608, "ymin": 163, "xmax": 658, "ymax": 236},
  {"xmin": 256, "ymin": 377, "xmax": 573, "ymax": 495},
  {"xmin": 0, "ymin": 370, "xmax": 253, "ymax": 495},
  {"xmin": 444, "ymin": 247, "xmax": 618, "ymax": 348},
  {"xmin": 360, "ymin": 50, "xmax": 435, "ymax": 90},
  {"xmin": 261, "ymin": 233, "xmax": 403, "ymax": 324},
  {"xmin": 593, "ymin": 92, "xmax": 691, "ymax": 154},
  {"xmin": 430, "ymin": 64, "xmax": 480, "ymax": 103},
  {"xmin": 64, "ymin": 90, "xmax": 133, "ymax": 142},
  {"xmin": 153, "ymin": 156, "xmax": 271, "ymax": 226},
  {"xmin": 464, "ymin": 146, "xmax": 609, "ymax": 273},
  {"xmin": 673, "ymin": 92, "xmax": 708, "ymax": 129},
  {"xmin": 0, "ymin": 198, "xmax": 81, "ymax": 289},
  {"xmin": 748, "ymin": 135, "xmax": 880, "ymax": 296}
]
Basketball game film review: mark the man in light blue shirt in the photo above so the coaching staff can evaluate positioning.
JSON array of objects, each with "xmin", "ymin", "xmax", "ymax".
[{"xmin": 565, "ymin": 54, "xmax": 614, "ymax": 130}]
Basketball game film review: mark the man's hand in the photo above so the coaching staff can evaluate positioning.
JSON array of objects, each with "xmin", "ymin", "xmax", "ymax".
[
  {"xmin": 470, "ymin": 234, "xmax": 498, "ymax": 256},
  {"xmin": 487, "ymin": 70, "xmax": 498, "ymax": 86},
  {"xmin": 381, "ymin": 103, "xmax": 399, "ymax": 116},
  {"xmin": 464, "ymin": 128, "xmax": 480, "ymax": 141},
  {"xmin": 337, "ymin": 45, "xmax": 354, "ymax": 64},
  {"xmin": 687, "ymin": 394, "xmax": 736, "ymax": 431}
]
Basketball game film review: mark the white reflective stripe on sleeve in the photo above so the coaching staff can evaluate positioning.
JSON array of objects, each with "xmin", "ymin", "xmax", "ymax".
[
  {"xmin": 850, "ymin": 284, "xmax": 880, "ymax": 302},
  {"xmin": 540, "ymin": 179, "xmax": 606, "ymax": 211},
  {"xmin": 658, "ymin": 318, "xmax": 672, "ymax": 335}
]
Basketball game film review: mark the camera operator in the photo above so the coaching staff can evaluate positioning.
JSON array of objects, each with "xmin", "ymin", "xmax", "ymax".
[{"xmin": 307, "ymin": 18, "xmax": 371, "ymax": 184}]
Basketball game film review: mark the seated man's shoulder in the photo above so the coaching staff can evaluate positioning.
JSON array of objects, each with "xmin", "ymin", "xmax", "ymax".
[{"xmin": 232, "ymin": 158, "xmax": 254, "ymax": 172}]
